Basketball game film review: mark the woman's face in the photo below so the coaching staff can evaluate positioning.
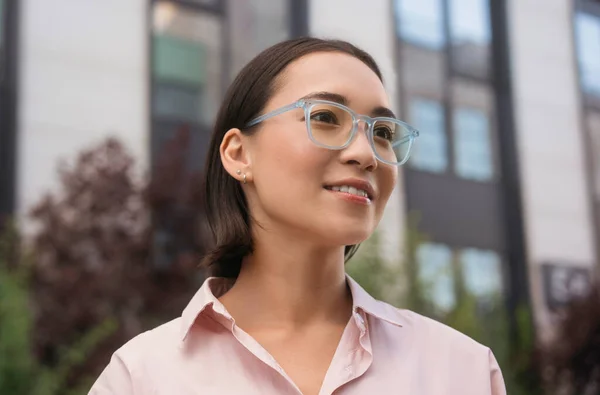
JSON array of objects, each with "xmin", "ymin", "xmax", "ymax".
[{"xmin": 236, "ymin": 51, "xmax": 397, "ymax": 248}]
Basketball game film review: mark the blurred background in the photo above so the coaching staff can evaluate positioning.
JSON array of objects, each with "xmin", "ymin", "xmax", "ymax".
[{"xmin": 0, "ymin": 0, "xmax": 599, "ymax": 394}]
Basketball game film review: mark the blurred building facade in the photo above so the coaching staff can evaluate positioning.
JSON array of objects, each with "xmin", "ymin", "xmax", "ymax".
[{"xmin": 0, "ymin": 0, "xmax": 598, "ymax": 338}]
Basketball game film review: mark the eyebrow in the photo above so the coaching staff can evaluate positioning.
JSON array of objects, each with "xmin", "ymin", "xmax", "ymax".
[
  {"xmin": 299, "ymin": 91, "xmax": 398, "ymax": 119},
  {"xmin": 372, "ymin": 106, "xmax": 397, "ymax": 119}
]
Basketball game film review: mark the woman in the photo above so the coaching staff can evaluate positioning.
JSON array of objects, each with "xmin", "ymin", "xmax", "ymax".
[{"xmin": 90, "ymin": 37, "xmax": 506, "ymax": 394}]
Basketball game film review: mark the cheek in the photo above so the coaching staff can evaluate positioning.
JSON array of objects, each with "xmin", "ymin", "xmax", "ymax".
[
  {"xmin": 375, "ymin": 167, "xmax": 398, "ymax": 213},
  {"xmin": 252, "ymin": 127, "xmax": 329, "ymax": 197}
]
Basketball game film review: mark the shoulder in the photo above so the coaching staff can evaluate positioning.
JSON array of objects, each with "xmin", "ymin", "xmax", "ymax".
[
  {"xmin": 113, "ymin": 317, "xmax": 183, "ymax": 368},
  {"xmin": 374, "ymin": 301, "xmax": 492, "ymax": 360},
  {"xmin": 371, "ymin": 302, "xmax": 506, "ymax": 394},
  {"xmin": 90, "ymin": 318, "xmax": 183, "ymax": 394}
]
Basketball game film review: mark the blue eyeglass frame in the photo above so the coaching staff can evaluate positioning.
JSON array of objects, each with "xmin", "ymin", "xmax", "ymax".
[{"xmin": 245, "ymin": 99, "xmax": 420, "ymax": 166}]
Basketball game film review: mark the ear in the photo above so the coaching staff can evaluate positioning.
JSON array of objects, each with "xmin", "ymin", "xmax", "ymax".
[{"xmin": 220, "ymin": 128, "xmax": 252, "ymax": 182}]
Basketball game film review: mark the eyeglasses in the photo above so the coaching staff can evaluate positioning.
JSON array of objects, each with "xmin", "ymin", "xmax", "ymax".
[{"xmin": 245, "ymin": 99, "xmax": 419, "ymax": 166}]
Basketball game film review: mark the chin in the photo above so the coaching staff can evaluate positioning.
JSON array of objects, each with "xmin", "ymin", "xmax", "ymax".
[
  {"xmin": 322, "ymin": 225, "xmax": 373, "ymax": 247},
  {"xmin": 306, "ymin": 213, "xmax": 377, "ymax": 246}
]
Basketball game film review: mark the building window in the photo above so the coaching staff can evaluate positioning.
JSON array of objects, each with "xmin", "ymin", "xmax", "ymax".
[
  {"xmin": 417, "ymin": 243, "xmax": 504, "ymax": 313},
  {"xmin": 574, "ymin": 4, "xmax": 600, "ymax": 254},
  {"xmin": 152, "ymin": 2, "xmax": 223, "ymax": 128},
  {"xmin": 453, "ymin": 106, "xmax": 493, "ymax": 181},
  {"xmin": 151, "ymin": 0, "xmax": 295, "ymax": 171},
  {"xmin": 149, "ymin": 0, "xmax": 300, "ymax": 266},
  {"xmin": 151, "ymin": 1, "xmax": 224, "ymax": 173},
  {"xmin": 448, "ymin": 0, "xmax": 491, "ymax": 79},
  {"xmin": 394, "ymin": 0, "xmax": 445, "ymax": 49},
  {"xmin": 575, "ymin": 12, "xmax": 600, "ymax": 97},
  {"xmin": 417, "ymin": 242, "xmax": 456, "ymax": 312},
  {"xmin": 409, "ymin": 98, "xmax": 448, "ymax": 173},
  {"xmin": 460, "ymin": 248, "xmax": 502, "ymax": 299},
  {"xmin": 229, "ymin": 0, "xmax": 291, "ymax": 79}
]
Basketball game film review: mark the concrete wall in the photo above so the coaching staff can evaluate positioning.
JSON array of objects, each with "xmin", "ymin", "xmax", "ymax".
[
  {"xmin": 508, "ymin": 0, "xmax": 596, "ymax": 338},
  {"xmin": 309, "ymin": 0, "xmax": 407, "ymax": 266},
  {"xmin": 17, "ymin": 0, "xmax": 149, "ymax": 224}
]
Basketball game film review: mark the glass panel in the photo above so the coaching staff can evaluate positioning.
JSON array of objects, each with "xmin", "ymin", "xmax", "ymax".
[
  {"xmin": 394, "ymin": 0, "xmax": 445, "ymax": 49},
  {"xmin": 575, "ymin": 12, "xmax": 600, "ymax": 97},
  {"xmin": 448, "ymin": 0, "xmax": 491, "ymax": 79},
  {"xmin": 229, "ymin": 0, "xmax": 290, "ymax": 79},
  {"xmin": 152, "ymin": 1, "xmax": 222, "ymax": 126},
  {"xmin": 153, "ymin": 34, "xmax": 207, "ymax": 86},
  {"xmin": 399, "ymin": 0, "xmax": 446, "ymax": 104},
  {"xmin": 409, "ymin": 99, "xmax": 448, "ymax": 173},
  {"xmin": 153, "ymin": 82, "xmax": 205, "ymax": 124},
  {"xmin": 152, "ymin": 121, "xmax": 210, "ymax": 172},
  {"xmin": 417, "ymin": 242, "xmax": 455, "ymax": 312},
  {"xmin": 460, "ymin": 248, "xmax": 502, "ymax": 298},
  {"xmin": 401, "ymin": 44, "xmax": 446, "ymax": 100},
  {"xmin": 451, "ymin": 78, "xmax": 494, "ymax": 110},
  {"xmin": 453, "ymin": 107, "xmax": 493, "ymax": 181}
]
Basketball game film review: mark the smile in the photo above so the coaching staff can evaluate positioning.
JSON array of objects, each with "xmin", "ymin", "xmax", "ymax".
[{"xmin": 325, "ymin": 185, "xmax": 369, "ymax": 198}]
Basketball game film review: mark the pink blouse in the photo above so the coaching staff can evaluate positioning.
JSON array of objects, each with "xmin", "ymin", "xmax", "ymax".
[{"xmin": 89, "ymin": 275, "xmax": 506, "ymax": 394}]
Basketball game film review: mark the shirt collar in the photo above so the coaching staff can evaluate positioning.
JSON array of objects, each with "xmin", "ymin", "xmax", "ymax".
[
  {"xmin": 345, "ymin": 275, "xmax": 406, "ymax": 327},
  {"xmin": 180, "ymin": 274, "xmax": 405, "ymax": 342},
  {"xmin": 180, "ymin": 277, "xmax": 235, "ymax": 341}
]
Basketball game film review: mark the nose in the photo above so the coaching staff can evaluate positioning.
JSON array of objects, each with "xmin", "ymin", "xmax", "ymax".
[{"xmin": 339, "ymin": 121, "xmax": 377, "ymax": 171}]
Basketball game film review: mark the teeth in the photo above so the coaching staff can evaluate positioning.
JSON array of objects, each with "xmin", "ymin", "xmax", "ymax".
[{"xmin": 328, "ymin": 185, "xmax": 369, "ymax": 198}]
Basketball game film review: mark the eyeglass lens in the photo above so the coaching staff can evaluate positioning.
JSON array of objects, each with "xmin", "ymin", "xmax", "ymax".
[{"xmin": 306, "ymin": 102, "xmax": 413, "ymax": 164}]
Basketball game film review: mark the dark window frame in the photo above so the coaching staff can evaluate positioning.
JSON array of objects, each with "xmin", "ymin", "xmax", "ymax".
[{"xmin": 0, "ymin": 0, "xmax": 18, "ymax": 223}]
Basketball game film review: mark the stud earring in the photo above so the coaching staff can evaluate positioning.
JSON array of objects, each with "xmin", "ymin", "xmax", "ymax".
[{"xmin": 236, "ymin": 169, "xmax": 247, "ymax": 184}]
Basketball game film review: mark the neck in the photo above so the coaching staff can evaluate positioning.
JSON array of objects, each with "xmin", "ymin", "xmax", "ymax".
[{"xmin": 218, "ymin": 232, "xmax": 353, "ymax": 333}]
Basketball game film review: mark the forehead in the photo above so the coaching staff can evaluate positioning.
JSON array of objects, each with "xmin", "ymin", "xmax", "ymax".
[{"xmin": 270, "ymin": 51, "xmax": 390, "ymax": 110}]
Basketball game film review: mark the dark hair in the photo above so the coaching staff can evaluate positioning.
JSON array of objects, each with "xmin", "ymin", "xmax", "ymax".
[{"xmin": 201, "ymin": 37, "xmax": 383, "ymax": 278}]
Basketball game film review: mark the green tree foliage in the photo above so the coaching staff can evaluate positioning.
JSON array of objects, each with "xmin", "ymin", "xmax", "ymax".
[
  {"xmin": 0, "ymin": 224, "xmax": 118, "ymax": 395},
  {"xmin": 1, "ymin": 130, "xmax": 206, "ymax": 394},
  {"xmin": 0, "ymin": 226, "xmax": 35, "ymax": 394}
]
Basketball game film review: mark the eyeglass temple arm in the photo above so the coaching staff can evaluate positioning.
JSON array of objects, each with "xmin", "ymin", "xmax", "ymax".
[
  {"xmin": 390, "ymin": 129, "xmax": 420, "ymax": 147},
  {"xmin": 245, "ymin": 102, "xmax": 303, "ymax": 128}
]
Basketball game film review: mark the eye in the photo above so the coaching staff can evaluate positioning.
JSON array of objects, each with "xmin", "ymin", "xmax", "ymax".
[
  {"xmin": 374, "ymin": 124, "xmax": 394, "ymax": 141},
  {"xmin": 310, "ymin": 111, "xmax": 339, "ymax": 125}
]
